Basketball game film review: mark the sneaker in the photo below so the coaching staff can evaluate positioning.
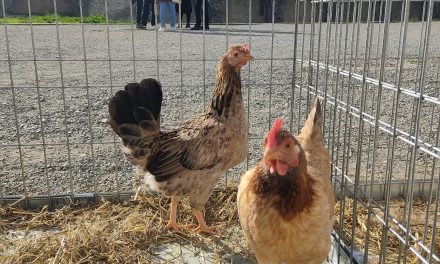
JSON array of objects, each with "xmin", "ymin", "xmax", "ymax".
[
  {"xmin": 158, "ymin": 27, "xmax": 166, "ymax": 32},
  {"xmin": 170, "ymin": 27, "xmax": 176, "ymax": 31},
  {"xmin": 136, "ymin": 23, "xmax": 146, "ymax": 29}
]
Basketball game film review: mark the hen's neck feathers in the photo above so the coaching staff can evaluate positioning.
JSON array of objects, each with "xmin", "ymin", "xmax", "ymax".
[
  {"xmin": 251, "ymin": 157, "xmax": 315, "ymax": 220},
  {"xmin": 209, "ymin": 56, "xmax": 242, "ymax": 117}
]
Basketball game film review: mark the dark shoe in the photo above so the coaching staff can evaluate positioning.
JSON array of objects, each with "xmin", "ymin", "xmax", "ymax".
[
  {"xmin": 191, "ymin": 24, "xmax": 202, "ymax": 30},
  {"xmin": 185, "ymin": 24, "xmax": 190, "ymax": 28},
  {"xmin": 136, "ymin": 23, "xmax": 146, "ymax": 29}
]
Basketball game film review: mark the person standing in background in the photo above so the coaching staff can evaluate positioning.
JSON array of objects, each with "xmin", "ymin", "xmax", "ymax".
[
  {"xmin": 159, "ymin": 0, "xmax": 177, "ymax": 31},
  {"xmin": 175, "ymin": 0, "xmax": 192, "ymax": 28},
  {"xmin": 191, "ymin": 0, "xmax": 209, "ymax": 30},
  {"xmin": 136, "ymin": 0, "xmax": 156, "ymax": 29}
]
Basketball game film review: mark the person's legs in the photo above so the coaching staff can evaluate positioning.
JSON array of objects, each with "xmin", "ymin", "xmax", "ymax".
[
  {"xmin": 169, "ymin": 2, "xmax": 176, "ymax": 30},
  {"xmin": 194, "ymin": 0, "xmax": 201, "ymax": 27},
  {"xmin": 150, "ymin": 0, "xmax": 156, "ymax": 26},
  {"xmin": 141, "ymin": 0, "xmax": 151, "ymax": 26},
  {"xmin": 175, "ymin": 11, "xmax": 183, "ymax": 28},
  {"xmin": 192, "ymin": 0, "xmax": 210, "ymax": 30},
  {"xmin": 203, "ymin": 0, "xmax": 210, "ymax": 29},
  {"xmin": 136, "ymin": 0, "xmax": 143, "ymax": 24},
  {"xmin": 159, "ymin": 1, "xmax": 167, "ymax": 30},
  {"xmin": 185, "ymin": 12, "xmax": 191, "ymax": 28}
]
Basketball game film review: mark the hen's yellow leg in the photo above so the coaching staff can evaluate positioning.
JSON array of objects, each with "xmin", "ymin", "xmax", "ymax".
[
  {"xmin": 165, "ymin": 196, "xmax": 184, "ymax": 233},
  {"xmin": 192, "ymin": 209, "xmax": 219, "ymax": 235}
]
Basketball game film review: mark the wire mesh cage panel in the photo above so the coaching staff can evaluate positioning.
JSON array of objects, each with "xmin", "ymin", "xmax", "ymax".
[{"xmin": 1, "ymin": 0, "xmax": 439, "ymax": 263}]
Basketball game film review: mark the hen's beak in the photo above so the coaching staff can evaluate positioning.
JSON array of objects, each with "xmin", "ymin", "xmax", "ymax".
[
  {"xmin": 264, "ymin": 148, "xmax": 289, "ymax": 176},
  {"xmin": 263, "ymin": 148, "xmax": 281, "ymax": 162},
  {"xmin": 246, "ymin": 53, "xmax": 255, "ymax": 61},
  {"xmin": 241, "ymin": 53, "xmax": 254, "ymax": 67},
  {"xmin": 264, "ymin": 145, "xmax": 300, "ymax": 176}
]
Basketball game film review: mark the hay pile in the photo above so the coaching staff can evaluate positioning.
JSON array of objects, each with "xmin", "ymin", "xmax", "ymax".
[
  {"xmin": 2, "ymin": 186, "xmax": 439, "ymax": 264},
  {"xmin": 334, "ymin": 197, "xmax": 440, "ymax": 263},
  {"xmin": 0, "ymin": 188, "xmax": 254, "ymax": 264}
]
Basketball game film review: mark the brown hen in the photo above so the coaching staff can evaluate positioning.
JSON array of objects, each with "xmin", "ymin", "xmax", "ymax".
[
  {"xmin": 237, "ymin": 98, "xmax": 335, "ymax": 263},
  {"xmin": 108, "ymin": 44, "xmax": 253, "ymax": 234}
]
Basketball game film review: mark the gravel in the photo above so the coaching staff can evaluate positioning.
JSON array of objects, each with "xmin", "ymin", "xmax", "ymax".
[{"xmin": 0, "ymin": 22, "xmax": 439, "ymax": 197}]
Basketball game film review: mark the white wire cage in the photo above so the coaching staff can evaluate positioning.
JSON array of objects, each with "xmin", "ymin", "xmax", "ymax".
[{"xmin": 0, "ymin": 0, "xmax": 439, "ymax": 263}]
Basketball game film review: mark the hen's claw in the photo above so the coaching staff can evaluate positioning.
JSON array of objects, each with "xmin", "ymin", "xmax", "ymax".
[
  {"xmin": 193, "ymin": 224, "xmax": 220, "ymax": 235},
  {"xmin": 192, "ymin": 208, "xmax": 220, "ymax": 235},
  {"xmin": 165, "ymin": 221, "xmax": 185, "ymax": 234}
]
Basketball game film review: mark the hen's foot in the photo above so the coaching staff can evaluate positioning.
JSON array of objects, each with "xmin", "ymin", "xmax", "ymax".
[
  {"xmin": 193, "ymin": 224, "xmax": 220, "ymax": 235},
  {"xmin": 191, "ymin": 208, "xmax": 220, "ymax": 235},
  {"xmin": 165, "ymin": 221, "xmax": 185, "ymax": 234}
]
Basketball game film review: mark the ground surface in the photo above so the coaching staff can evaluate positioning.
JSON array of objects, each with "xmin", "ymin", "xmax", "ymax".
[
  {"xmin": 0, "ymin": 187, "xmax": 353, "ymax": 264},
  {"xmin": 1, "ymin": 189, "xmax": 436, "ymax": 263},
  {"xmin": 0, "ymin": 22, "xmax": 439, "ymax": 198}
]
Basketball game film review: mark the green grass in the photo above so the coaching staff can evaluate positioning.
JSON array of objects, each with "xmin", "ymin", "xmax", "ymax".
[
  {"xmin": 409, "ymin": 17, "xmax": 419, "ymax": 22},
  {"xmin": 0, "ymin": 13, "xmax": 130, "ymax": 24}
]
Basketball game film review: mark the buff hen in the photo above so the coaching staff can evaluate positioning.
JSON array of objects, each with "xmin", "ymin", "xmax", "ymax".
[{"xmin": 237, "ymin": 98, "xmax": 335, "ymax": 263}]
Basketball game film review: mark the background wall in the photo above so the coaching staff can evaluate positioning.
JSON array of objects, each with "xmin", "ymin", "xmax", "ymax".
[{"xmin": 1, "ymin": 0, "xmax": 440, "ymax": 23}]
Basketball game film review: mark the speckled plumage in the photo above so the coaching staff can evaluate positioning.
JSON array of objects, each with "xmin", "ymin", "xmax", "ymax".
[
  {"xmin": 109, "ymin": 45, "xmax": 248, "ymax": 211},
  {"xmin": 237, "ymin": 98, "xmax": 335, "ymax": 264}
]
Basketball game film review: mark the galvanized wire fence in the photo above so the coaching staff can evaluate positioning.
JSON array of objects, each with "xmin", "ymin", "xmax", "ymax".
[{"xmin": 1, "ymin": 0, "xmax": 439, "ymax": 263}]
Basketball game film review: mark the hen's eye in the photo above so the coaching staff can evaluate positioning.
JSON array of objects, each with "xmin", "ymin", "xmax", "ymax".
[
  {"xmin": 286, "ymin": 143, "xmax": 290, "ymax": 148},
  {"xmin": 234, "ymin": 52, "xmax": 238, "ymax": 57}
]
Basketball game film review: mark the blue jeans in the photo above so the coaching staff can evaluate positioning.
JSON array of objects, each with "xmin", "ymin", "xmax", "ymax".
[{"xmin": 160, "ymin": 1, "xmax": 176, "ymax": 28}]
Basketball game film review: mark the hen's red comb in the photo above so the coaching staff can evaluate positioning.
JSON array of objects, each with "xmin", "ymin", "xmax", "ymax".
[
  {"xmin": 268, "ymin": 118, "xmax": 284, "ymax": 147},
  {"xmin": 242, "ymin": 43, "xmax": 249, "ymax": 53}
]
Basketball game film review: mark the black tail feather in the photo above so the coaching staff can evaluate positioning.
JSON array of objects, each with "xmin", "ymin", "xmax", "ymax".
[
  {"xmin": 137, "ymin": 79, "xmax": 162, "ymax": 122},
  {"xmin": 108, "ymin": 78, "xmax": 163, "ymax": 137}
]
